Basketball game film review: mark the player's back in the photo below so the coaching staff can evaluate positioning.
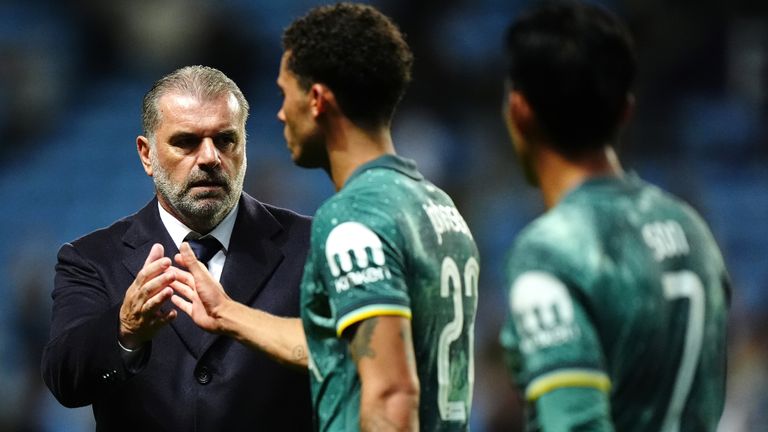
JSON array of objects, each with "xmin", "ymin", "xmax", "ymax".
[
  {"xmin": 347, "ymin": 158, "xmax": 481, "ymax": 431},
  {"xmin": 390, "ymin": 168, "xmax": 480, "ymax": 431},
  {"xmin": 502, "ymin": 174, "xmax": 729, "ymax": 431},
  {"xmin": 303, "ymin": 155, "xmax": 478, "ymax": 431}
]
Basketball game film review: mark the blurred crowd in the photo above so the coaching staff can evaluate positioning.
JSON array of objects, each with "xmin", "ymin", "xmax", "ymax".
[{"xmin": 0, "ymin": 0, "xmax": 766, "ymax": 430}]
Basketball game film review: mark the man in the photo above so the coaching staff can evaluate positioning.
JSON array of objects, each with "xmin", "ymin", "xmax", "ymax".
[
  {"xmin": 171, "ymin": 4, "xmax": 479, "ymax": 431},
  {"xmin": 41, "ymin": 66, "xmax": 313, "ymax": 431},
  {"xmin": 498, "ymin": 2, "xmax": 730, "ymax": 431}
]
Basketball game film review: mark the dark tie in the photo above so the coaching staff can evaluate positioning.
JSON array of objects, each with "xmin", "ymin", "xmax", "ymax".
[{"xmin": 184, "ymin": 234, "xmax": 222, "ymax": 267}]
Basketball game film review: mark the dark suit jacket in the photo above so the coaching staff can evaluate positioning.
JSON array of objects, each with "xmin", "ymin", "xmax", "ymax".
[{"xmin": 42, "ymin": 193, "xmax": 314, "ymax": 431}]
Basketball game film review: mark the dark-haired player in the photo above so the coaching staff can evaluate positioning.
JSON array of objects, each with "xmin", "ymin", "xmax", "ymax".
[
  {"xmin": 499, "ymin": 1, "xmax": 729, "ymax": 431},
  {"xmin": 171, "ymin": 3, "xmax": 478, "ymax": 431}
]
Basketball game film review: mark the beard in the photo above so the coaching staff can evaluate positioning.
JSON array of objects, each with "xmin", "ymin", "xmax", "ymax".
[{"xmin": 151, "ymin": 150, "xmax": 246, "ymax": 233}]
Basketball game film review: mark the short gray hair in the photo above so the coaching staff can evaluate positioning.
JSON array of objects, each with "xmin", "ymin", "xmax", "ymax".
[{"xmin": 141, "ymin": 65, "xmax": 250, "ymax": 138}]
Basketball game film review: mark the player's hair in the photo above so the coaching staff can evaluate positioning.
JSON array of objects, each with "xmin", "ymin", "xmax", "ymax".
[
  {"xmin": 282, "ymin": 3, "xmax": 413, "ymax": 129},
  {"xmin": 142, "ymin": 65, "xmax": 250, "ymax": 139},
  {"xmin": 505, "ymin": 0, "xmax": 636, "ymax": 156}
]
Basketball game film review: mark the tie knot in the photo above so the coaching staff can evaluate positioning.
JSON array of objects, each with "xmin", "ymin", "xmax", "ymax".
[{"xmin": 184, "ymin": 234, "xmax": 222, "ymax": 264}]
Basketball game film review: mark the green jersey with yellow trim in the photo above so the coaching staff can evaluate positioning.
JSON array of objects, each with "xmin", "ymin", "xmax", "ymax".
[
  {"xmin": 499, "ymin": 174, "xmax": 729, "ymax": 431},
  {"xmin": 301, "ymin": 155, "xmax": 479, "ymax": 431}
]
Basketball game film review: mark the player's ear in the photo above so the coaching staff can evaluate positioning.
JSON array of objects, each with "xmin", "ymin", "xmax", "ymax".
[
  {"xmin": 309, "ymin": 83, "xmax": 337, "ymax": 119},
  {"xmin": 506, "ymin": 90, "xmax": 539, "ymax": 145},
  {"xmin": 508, "ymin": 90, "xmax": 535, "ymax": 134},
  {"xmin": 137, "ymin": 136, "xmax": 153, "ymax": 177}
]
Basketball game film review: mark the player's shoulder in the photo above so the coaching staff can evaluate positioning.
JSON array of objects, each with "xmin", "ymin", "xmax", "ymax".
[
  {"xmin": 316, "ymin": 172, "xmax": 404, "ymax": 223},
  {"xmin": 515, "ymin": 201, "xmax": 596, "ymax": 255},
  {"xmin": 506, "ymin": 199, "xmax": 600, "ymax": 285}
]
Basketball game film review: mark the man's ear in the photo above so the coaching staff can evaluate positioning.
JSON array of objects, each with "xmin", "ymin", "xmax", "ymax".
[
  {"xmin": 508, "ymin": 90, "xmax": 535, "ymax": 135},
  {"xmin": 309, "ymin": 83, "xmax": 337, "ymax": 119},
  {"xmin": 137, "ymin": 136, "xmax": 153, "ymax": 177}
]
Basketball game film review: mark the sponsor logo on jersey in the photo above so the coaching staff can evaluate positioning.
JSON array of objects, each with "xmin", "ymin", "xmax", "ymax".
[
  {"xmin": 510, "ymin": 271, "xmax": 580, "ymax": 353},
  {"xmin": 423, "ymin": 199, "xmax": 473, "ymax": 245},
  {"xmin": 325, "ymin": 222, "xmax": 392, "ymax": 293}
]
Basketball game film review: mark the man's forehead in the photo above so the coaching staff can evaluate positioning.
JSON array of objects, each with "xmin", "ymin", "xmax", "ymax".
[{"xmin": 159, "ymin": 91, "xmax": 240, "ymax": 111}]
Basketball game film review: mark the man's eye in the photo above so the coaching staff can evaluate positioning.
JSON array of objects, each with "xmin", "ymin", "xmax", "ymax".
[
  {"xmin": 215, "ymin": 134, "xmax": 238, "ymax": 148},
  {"xmin": 172, "ymin": 136, "xmax": 199, "ymax": 148}
]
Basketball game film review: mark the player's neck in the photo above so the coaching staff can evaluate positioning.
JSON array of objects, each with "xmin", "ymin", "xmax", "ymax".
[
  {"xmin": 537, "ymin": 145, "xmax": 623, "ymax": 209},
  {"xmin": 326, "ymin": 118, "xmax": 395, "ymax": 191}
]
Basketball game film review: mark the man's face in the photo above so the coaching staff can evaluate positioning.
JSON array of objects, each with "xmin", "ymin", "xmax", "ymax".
[
  {"xmin": 276, "ymin": 51, "xmax": 328, "ymax": 169},
  {"xmin": 139, "ymin": 91, "xmax": 247, "ymax": 232}
]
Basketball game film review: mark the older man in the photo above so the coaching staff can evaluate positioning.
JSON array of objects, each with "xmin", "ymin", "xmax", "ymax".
[{"xmin": 41, "ymin": 66, "xmax": 313, "ymax": 431}]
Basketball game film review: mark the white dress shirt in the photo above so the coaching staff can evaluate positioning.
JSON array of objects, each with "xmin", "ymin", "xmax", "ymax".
[{"xmin": 158, "ymin": 201, "xmax": 239, "ymax": 283}]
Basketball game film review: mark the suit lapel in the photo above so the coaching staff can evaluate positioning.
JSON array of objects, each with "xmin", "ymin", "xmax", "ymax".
[
  {"xmin": 195, "ymin": 194, "xmax": 286, "ymax": 356},
  {"xmin": 222, "ymin": 195, "xmax": 285, "ymax": 305},
  {"xmin": 121, "ymin": 198, "xmax": 179, "ymax": 281}
]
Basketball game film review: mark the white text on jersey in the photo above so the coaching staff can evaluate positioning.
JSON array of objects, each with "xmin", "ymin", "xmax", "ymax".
[
  {"xmin": 423, "ymin": 200, "xmax": 473, "ymax": 245},
  {"xmin": 641, "ymin": 220, "xmax": 690, "ymax": 262}
]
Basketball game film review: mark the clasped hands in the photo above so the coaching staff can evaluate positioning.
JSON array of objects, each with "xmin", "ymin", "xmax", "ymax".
[{"xmin": 118, "ymin": 243, "xmax": 230, "ymax": 350}]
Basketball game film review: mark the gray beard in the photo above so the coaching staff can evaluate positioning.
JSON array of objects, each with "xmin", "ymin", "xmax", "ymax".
[{"xmin": 150, "ymin": 151, "xmax": 246, "ymax": 233}]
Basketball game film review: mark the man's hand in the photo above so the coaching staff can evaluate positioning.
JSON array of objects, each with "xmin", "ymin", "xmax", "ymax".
[
  {"xmin": 118, "ymin": 243, "xmax": 178, "ymax": 349},
  {"xmin": 171, "ymin": 242, "xmax": 309, "ymax": 367},
  {"xmin": 170, "ymin": 242, "xmax": 233, "ymax": 334}
]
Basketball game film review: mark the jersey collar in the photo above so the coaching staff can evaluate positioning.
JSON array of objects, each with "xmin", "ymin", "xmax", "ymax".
[{"xmin": 344, "ymin": 154, "xmax": 424, "ymax": 188}]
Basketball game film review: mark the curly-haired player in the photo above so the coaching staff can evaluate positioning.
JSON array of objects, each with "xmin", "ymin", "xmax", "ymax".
[{"xmin": 171, "ymin": 3, "xmax": 479, "ymax": 431}]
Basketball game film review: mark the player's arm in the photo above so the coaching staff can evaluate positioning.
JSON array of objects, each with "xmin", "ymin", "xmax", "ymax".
[
  {"xmin": 348, "ymin": 316, "xmax": 420, "ymax": 432},
  {"xmin": 171, "ymin": 242, "xmax": 308, "ymax": 367},
  {"xmin": 506, "ymin": 269, "xmax": 614, "ymax": 431}
]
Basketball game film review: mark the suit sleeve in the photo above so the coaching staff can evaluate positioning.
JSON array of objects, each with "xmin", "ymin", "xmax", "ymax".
[{"xmin": 41, "ymin": 243, "xmax": 149, "ymax": 407}]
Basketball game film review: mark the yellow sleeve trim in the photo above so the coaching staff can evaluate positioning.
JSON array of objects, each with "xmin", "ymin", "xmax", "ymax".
[
  {"xmin": 525, "ymin": 369, "xmax": 611, "ymax": 401},
  {"xmin": 336, "ymin": 304, "xmax": 412, "ymax": 337}
]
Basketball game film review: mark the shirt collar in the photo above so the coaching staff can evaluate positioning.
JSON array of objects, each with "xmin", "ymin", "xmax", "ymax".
[
  {"xmin": 344, "ymin": 154, "xmax": 423, "ymax": 188},
  {"xmin": 157, "ymin": 201, "xmax": 239, "ymax": 253}
]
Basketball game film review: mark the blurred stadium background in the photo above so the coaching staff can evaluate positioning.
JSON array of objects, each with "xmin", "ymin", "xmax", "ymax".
[{"xmin": 0, "ymin": 0, "xmax": 766, "ymax": 430}]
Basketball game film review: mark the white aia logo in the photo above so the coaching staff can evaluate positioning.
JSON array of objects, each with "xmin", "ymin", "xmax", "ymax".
[{"xmin": 325, "ymin": 222, "xmax": 390, "ymax": 292}]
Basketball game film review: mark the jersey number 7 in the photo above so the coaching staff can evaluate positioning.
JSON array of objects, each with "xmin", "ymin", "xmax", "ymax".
[{"xmin": 660, "ymin": 270, "xmax": 706, "ymax": 432}]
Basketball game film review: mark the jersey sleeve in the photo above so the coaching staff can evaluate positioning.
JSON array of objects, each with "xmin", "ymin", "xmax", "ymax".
[
  {"xmin": 311, "ymin": 200, "xmax": 411, "ymax": 337},
  {"xmin": 536, "ymin": 387, "xmax": 614, "ymax": 431},
  {"xmin": 500, "ymin": 238, "xmax": 611, "ymax": 404}
]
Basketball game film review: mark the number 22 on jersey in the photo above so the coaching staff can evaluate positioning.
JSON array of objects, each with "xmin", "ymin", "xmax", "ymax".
[{"xmin": 438, "ymin": 256, "xmax": 479, "ymax": 422}]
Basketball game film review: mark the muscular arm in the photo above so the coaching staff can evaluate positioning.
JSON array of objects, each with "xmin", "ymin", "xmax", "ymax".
[
  {"xmin": 349, "ymin": 316, "xmax": 420, "ymax": 432},
  {"xmin": 171, "ymin": 242, "xmax": 308, "ymax": 367}
]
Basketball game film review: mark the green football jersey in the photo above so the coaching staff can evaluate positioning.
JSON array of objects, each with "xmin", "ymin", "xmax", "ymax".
[
  {"xmin": 499, "ymin": 174, "xmax": 729, "ymax": 431},
  {"xmin": 301, "ymin": 155, "xmax": 479, "ymax": 431}
]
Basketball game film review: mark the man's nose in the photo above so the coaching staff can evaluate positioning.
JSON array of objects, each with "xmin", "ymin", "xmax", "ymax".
[{"xmin": 197, "ymin": 137, "xmax": 221, "ymax": 167}]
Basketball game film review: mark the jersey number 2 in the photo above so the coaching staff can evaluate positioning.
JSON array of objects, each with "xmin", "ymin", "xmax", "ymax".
[
  {"xmin": 661, "ymin": 270, "xmax": 706, "ymax": 432},
  {"xmin": 438, "ymin": 256, "xmax": 479, "ymax": 422}
]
